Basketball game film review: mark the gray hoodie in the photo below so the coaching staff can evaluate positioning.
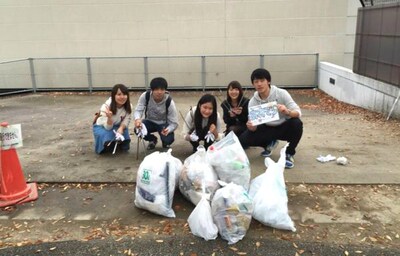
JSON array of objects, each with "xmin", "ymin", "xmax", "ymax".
[
  {"xmin": 133, "ymin": 91, "xmax": 179, "ymax": 133},
  {"xmin": 249, "ymin": 85, "xmax": 301, "ymax": 126}
]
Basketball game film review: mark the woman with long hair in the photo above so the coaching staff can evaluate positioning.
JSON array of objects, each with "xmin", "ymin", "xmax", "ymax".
[
  {"xmin": 182, "ymin": 94, "xmax": 224, "ymax": 152},
  {"xmin": 93, "ymin": 84, "xmax": 132, "ymax": 154},
  {"xmin": 220, "ymin": 81, "xmax": 249, "ymax": 136}
]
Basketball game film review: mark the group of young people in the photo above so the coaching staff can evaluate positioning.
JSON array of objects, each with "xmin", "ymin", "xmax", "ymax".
[{"xmin": 92, "ymin": 68, "xmax": 303, "ymax": 169}]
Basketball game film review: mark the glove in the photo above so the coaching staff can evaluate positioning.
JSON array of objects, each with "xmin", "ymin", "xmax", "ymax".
[
  {"xmin": 135, "ymin": 123, "xmax": 148, "ymax": 138},
  {"xmin": 113, "ymin": 130, "xmax": 125, "ymax": 142},
  {"xmin": 204, "ymin": 131, "xmax": 215, "ymax": 143},
  {"xmin": 189, "ymin": 131, "xmax": 199, "ymax": 142}
]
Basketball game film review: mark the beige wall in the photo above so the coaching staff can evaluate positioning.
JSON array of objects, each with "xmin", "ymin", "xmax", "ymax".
[{"xmin": 0, "ymin": 0, "xmax": 359, "ymax": 69}]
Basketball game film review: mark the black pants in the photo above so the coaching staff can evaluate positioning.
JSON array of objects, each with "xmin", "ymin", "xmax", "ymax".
[
  {"xmin": 225, "ymin": 123, "xmax": 247, "ymax": 137},
  {"xmin": 189, "ymin": 139, "xmax": 213, "ymax": 152},
  {"xmin": 238, "ymin": 118, "xmax": 303, "ymax": 156}
]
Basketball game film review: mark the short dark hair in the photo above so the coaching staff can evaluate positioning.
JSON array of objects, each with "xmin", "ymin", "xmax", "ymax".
[
  {"xmin": 150, "ymin": 77, "xmax": 168, "ymax": 90},
  {"xmin": 251, "ymin": 68, "xmax": 271, "ymax": 84}
]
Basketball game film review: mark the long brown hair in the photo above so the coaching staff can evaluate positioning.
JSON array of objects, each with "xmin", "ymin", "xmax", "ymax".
[
  {"xmin": 226, "ymin": 81, "xmax": 244, "ymax": 106},
  {"xmin": 110, "ymin": 84, "xmax": 132, "ymax": 114}
]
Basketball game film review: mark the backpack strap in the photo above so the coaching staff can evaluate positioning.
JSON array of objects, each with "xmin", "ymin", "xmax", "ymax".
[
  {"xmin": 144, "ymin": 90, "xmax": 151, "ymax": 118},
  {"xmin": 165, "ymin": 95, "xmax": 172, "ymax": 122}
]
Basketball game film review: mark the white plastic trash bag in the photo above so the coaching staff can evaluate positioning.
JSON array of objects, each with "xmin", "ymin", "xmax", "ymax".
[
  {"xmin": 179, "ymin": 146, "xmax": 219, "ymax": 205},
  {"xmin": 207, "ymin": 132, "xmax": 251, "ymax": 190},
  {"xmin": 249, "ymin": 143, "xmax": 296, "ymax": 232},
  {"xmin": 211, "ymin": 182, "xmax": 253, "ymax": 244},
  {"xmin": 135, "ymin": 149, "xmax": 182, "ymax": 218},
  {"xmin": 188, "ymin": 193, "xmax": 218, "ymax": 240}
]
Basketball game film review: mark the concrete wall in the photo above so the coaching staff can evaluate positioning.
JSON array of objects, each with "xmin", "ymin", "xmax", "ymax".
[
  {"xmin": 319, "ymin": 62, "xmax": 400, "ymax": 119},
  {"xmin": 0, "ymin": 0, "xmax": 358, "ymax": 69}
]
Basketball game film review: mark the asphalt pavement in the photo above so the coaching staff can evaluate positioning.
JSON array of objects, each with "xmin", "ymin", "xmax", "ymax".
[
  {"xmin": 1, "ymin": 90, "xmax": 400, "ymax": 255},
  {"xmin": 1, "ymin": 235, "xmax": 399, "ymax": 256}
]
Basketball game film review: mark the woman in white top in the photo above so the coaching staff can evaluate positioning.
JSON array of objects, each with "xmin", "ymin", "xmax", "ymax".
[
  {"xmin": 93, "ymin": 84, "xmax": 132, "ymax": 154},
  {"xmin": 183, "ymin": 94, "xmax": 224, "ymax": 152}
]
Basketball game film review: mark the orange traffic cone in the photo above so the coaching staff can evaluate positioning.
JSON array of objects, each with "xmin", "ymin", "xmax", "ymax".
[{"xmin": 0, "ymin": 122, "xmax": 38, "ymax": 207}]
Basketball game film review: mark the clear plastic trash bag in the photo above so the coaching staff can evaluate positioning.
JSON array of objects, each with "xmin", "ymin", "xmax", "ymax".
[
  {"xmin": 179, "ymin": 145, "xmax": 219, "ymax": 205},
  {"xmin": 207, "ymin": 131, "xmax": 251, "ymax": 190},
  {"xmin": 211, "ymin": 181, "xmax": 253, "ymax": 244}
]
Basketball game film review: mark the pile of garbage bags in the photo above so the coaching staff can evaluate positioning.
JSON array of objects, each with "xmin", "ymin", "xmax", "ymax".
[{"xmin": 134, "ymin": 132, "xmax": 296, "ymax": 244}]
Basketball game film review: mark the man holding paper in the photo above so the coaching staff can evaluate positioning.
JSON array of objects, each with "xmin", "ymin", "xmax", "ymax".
[{"xmin": 239, "ymin": 68, "xmax": 303, "ymax": 169}]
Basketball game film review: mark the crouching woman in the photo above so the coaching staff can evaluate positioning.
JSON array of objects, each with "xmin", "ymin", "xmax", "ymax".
[
  {"xmin": 93, "ymin": 84, "xmax": 132, "ymax": 154},
  {"xmin": 183, "ymin": 94, "xmax": 224, "ymax": 152}
]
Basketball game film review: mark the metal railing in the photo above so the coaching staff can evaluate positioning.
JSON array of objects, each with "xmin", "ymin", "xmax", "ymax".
[
  {"xmin": 360, "ymin": 0, "xmax": 400, "ymax": 7},
  {"xmin": 0, "ymin": 53, "xmax": 319, "ymax": 96}
]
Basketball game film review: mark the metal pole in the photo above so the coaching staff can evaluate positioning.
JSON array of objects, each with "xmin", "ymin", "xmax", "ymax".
[
  {"xmin": 201, "ymin": 56, "xmax": 206, "ymax": 92},
  {"xmin": 144, "ymin": 57, "xmax": 149, "ymax": 90},
  {"xmin": 387, "ymin": 89, "xmax": 400, "ymax": 121},
  {"xmin": 260, "ymin": 54, "xmax": 264, "ymax": 68},
  {"xmin": 28, "ymin": 58, "xmax": 37, "ymax": 93},
  {"xmin": 315, "ymin": 53, "xmax": 320, "ymax": 89},
  {"xmin": 86, "ymin": 58, "xmax": 93, "ymax": 93}
]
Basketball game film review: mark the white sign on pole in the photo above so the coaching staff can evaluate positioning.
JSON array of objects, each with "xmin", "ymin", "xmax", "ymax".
[{"xmin": 0, "ymin": 124, "xmax": 23, "ymax": 150}]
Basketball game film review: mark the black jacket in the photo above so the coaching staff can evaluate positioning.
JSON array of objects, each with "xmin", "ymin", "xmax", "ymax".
[{"xmin": 221, "ymin": 97, "xmax": 249, "ymax": 128}]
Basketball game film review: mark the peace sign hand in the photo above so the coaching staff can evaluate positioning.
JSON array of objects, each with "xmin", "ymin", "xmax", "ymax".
[{"xmin": 105, "ymin": 105, "xmax": 113, "ymax": 118}]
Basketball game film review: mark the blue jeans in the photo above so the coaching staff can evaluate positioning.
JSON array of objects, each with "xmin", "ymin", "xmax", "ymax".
[
  {"xmin": 142, "ymin": 120, "xmax": 175, "ymax": 146},
  {"xmin": 93, "ymin": 124, "xmax": 130, "ymax": 154}
]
